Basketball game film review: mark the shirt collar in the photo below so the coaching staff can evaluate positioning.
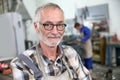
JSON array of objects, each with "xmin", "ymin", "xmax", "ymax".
[{"xmin": 37, "ymin": 43, "xmax": 64, "ymax": 66}]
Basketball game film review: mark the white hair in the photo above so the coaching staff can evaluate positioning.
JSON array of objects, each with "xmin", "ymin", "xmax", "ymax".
[{"xmin": 34, "ymin": 3, "xmax": 64, "ymax": 22}]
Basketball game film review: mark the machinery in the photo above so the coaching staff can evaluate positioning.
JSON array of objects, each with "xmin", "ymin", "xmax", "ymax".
[{"xmin": 0, "ymin": 12, "xmax": 25, "ymax": 61}]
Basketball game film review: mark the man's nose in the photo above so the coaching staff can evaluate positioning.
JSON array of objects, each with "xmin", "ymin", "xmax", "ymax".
[{"xmin": 52, "ymin": 26, "xmax": 58, "ymax": 34}]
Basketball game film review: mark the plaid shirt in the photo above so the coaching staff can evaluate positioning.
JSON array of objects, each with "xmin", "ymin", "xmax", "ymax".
[{"xmin": 11, "ymin": 44, "xmax": 91, "ymax": 80}]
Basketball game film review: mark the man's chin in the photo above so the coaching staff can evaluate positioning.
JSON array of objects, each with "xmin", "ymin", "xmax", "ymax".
[
  {"xmin": 47, "ymin": 43, "xmax": 58, "ymax": 47},
  {"xmin": 42, "ymin": 41, "xmax": 59, "ymax": 47},
  {"xmin": 41, "ymin": 38, "xmax": 61, "ymax": 47}
]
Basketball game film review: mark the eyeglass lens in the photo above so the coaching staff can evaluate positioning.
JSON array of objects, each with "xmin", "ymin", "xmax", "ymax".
[{"xmin": 42, "ymin": 23, "xmax": 66, "ymax": 31}]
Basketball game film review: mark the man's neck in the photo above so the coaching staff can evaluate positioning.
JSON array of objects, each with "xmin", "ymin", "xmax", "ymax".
[{"xmin": 40, "ymin": 42, "xmax": 58, "ymax": 61}]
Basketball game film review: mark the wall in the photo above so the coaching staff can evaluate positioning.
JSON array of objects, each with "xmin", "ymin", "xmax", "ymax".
[
  {"xmin": 75, "ymin": 0, "xmax": 120, "ymax": 39},
  {"xmin": 22, "ymin": 0, "xmax": 37, "ymax": 19},
  {"xmin": 109, "ymin": 0, "xmax": 120, "ymax": 39}
]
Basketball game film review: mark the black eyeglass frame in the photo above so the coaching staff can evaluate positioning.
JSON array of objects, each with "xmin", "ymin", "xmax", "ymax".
[{"xmin": 39, "ymin": 22, "xmax": 67, "ymax": 31}]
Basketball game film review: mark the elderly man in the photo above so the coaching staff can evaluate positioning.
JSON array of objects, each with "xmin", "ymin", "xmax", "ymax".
[{"xmin": 11, "ymin": 3, "xmax": 91, "ymax": 80}]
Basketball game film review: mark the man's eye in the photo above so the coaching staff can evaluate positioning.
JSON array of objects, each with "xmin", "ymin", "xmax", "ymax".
[
  {"xmin": 56, "ymin": 24, "xmax": 61, "ymax": 26},
  {"xmin": 43, "ymin": 24, "xmax": 49, "ymax": 26},
  {"xmin": 57, "ymin": 24, "xmax": 66, "ymax": 27}
]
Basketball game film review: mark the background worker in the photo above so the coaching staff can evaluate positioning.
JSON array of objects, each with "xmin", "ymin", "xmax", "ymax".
[
  {"xmin": 11, "ymin": 3, "xmax": 91, "ymax": 80},
  {"xmin": 74, "ymin": 22, "xmax": 93, "ymax": 72}
]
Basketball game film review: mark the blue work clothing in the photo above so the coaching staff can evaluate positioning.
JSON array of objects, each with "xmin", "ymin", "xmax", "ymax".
[
  {"xmin": 78, "ymin": 25, "xmax": 93, "ymax": 70},
  {"xmin": 79, "ymin": 25, "xmax": 91, "ymax": 42}
]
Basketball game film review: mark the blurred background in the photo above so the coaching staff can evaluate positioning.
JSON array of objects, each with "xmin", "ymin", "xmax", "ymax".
[{"xmin": 0, "ymin": 0, "xmax": 120, "ymax": 80}]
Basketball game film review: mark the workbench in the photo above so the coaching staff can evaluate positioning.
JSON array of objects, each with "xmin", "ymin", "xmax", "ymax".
[{"xmin": 106, "ymin": 41, "xmax": 120, "ymax": 66}]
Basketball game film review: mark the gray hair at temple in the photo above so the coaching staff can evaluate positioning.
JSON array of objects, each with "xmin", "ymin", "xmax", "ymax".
[{"xmin": 34, "ymin": 3, "xmax": 64, "ymax": 22}]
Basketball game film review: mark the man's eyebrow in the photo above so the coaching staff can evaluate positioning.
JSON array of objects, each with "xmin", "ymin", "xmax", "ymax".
[
  {"xmin": 57, "ymin": 21, "xmax": 64, "ymax": 23},
  {"xmin": 43, "ymin": 21, "xmax": 64, "ymax": 24},
  {"xmin": 43, "ymin": 21, "xmax": 52, "ymax": 23}
]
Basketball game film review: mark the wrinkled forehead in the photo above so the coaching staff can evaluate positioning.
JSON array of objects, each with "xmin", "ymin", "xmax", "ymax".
[
  {"xmin": 41, "ymin": 7, "xmax": 63, "ymax": 16},
  {"xmin": 40, "ymin": 7, "xmax": 64, "ymax": 23},
  {"xmin": 40, "ymin": 3, "xmax": 63, "ymax": 13}
]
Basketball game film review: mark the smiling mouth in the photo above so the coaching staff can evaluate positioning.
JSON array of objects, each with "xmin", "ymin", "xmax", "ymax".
[
  {"xmin": 49, "ymin": 38, "xmax": 60, "ymax": 40},
  {"xmin": 48, "ymin": 36, "xmax": 60, "ymax": 38}
]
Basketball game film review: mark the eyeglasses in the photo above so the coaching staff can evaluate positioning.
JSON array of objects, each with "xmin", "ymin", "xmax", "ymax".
[{"xmin": 39, "ymin": 22, "xmax": 67, "ymax": 31}]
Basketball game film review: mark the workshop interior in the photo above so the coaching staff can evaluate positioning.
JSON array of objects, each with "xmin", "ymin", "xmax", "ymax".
[{"xmin": 0, "ymin": 0, "xmax": 120, "ymax": 80}]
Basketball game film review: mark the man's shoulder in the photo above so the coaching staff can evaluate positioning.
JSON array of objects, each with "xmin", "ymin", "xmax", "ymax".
[
  {"xmin": 11, "ymin": 49, "xmax": 36, "ymax": 64},
  {"xmin": 23, "ymin": 49, "xmax": 36, "ymax": 56},
  {"xmin": 83, "ymin": 25, "xmax": 90, "ymax": 30},
  {"xmin": 62, "ymin": 45, "xmax": 75, "ymax": 51},
  {"xmin": 61, "ymin": 45, "xmax": 77, "ymax": 58}
]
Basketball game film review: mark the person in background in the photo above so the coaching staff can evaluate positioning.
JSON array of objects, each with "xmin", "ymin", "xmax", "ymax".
[
  {"xmin": 11, "ymin": 3, "xmax": 91, "ymax": 80},
  {"xmin": 74, "ymin": 22, "xmax": 93, "ymax": 72}
]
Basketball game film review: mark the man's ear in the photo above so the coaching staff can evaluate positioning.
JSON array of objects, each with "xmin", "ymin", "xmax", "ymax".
[{"xmin": 34, "ymin": 22, "xmax": 39, "ymax": 33}]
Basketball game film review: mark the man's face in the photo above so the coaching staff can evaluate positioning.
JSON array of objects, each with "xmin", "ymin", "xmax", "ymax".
[
  {"xmin": 76, "ymin": 25, "xmax": 82, "ymax": 30},
  {"xmin": 76, "ymin": 26, "xmax": 80, "ymax": 30},
  {"xmin": 36, "ymin": 7, "xmax": 65, "ymax": 47}
]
